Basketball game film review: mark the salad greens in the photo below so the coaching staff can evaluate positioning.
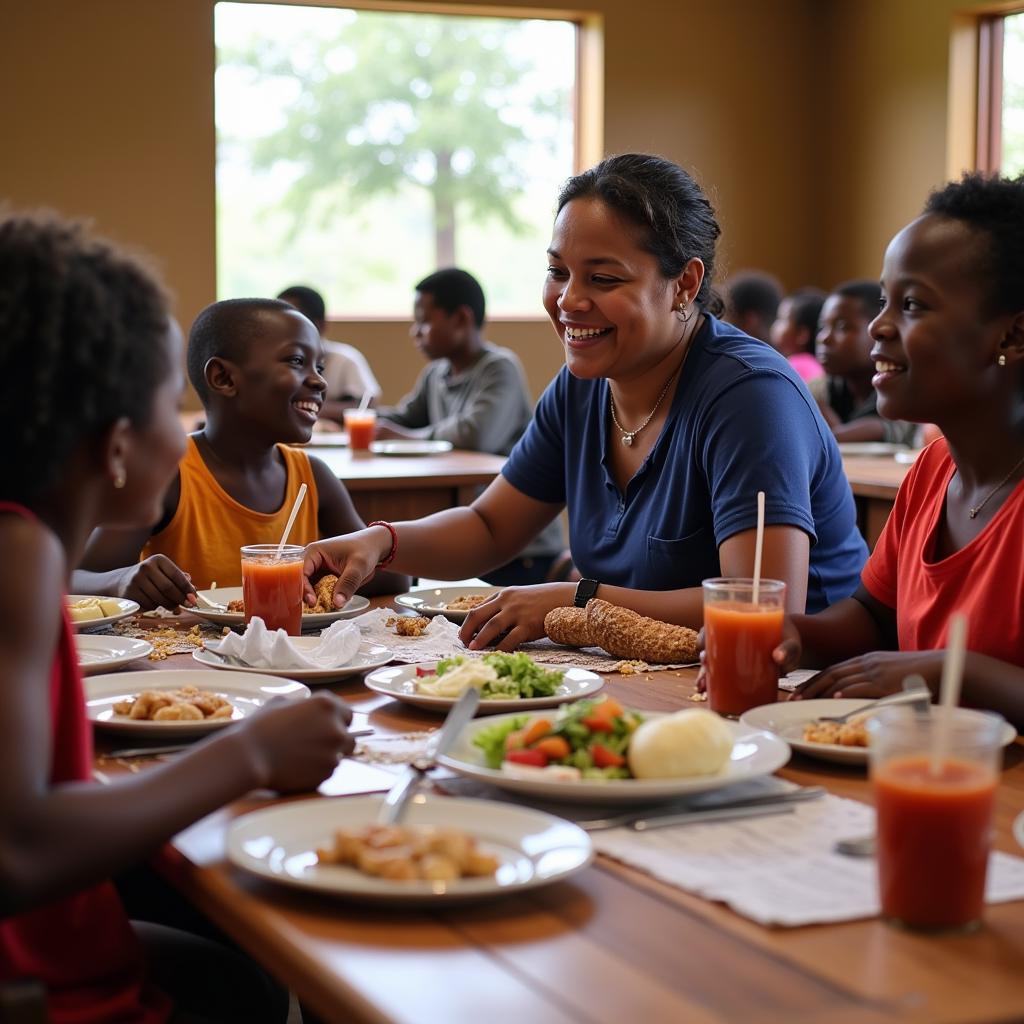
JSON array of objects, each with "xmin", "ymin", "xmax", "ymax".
[
  {"xmin": 434, "ymin": 653, "xmax": 562, "ymax": 699},
  {"xmin": 472, "ymin": 698, "xmax": 644, "ymax": 780}
]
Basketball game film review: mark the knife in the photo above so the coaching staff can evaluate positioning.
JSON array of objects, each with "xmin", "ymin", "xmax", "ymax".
[{"xmin": 376, "ymin": 687, "xmax": 480, "ymax": 825}]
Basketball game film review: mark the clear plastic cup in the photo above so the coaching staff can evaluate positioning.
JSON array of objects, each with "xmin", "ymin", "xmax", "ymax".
[
  {"xmin": 702, "ymin": 577, "xmax": 786, "ymax": 717},
  {"xmin": 343, "ymin": 408, "xmax": 377, "ymax": 451},
  {"xmin": 868, "ymin": 705, "xmax": 1004, "ymax": 932},
  {"xmin": 240, "ymin": 543, "xmax": 304, "ymax": 634}
]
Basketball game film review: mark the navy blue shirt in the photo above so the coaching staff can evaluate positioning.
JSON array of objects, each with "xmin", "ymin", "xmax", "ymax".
[{"xmin": 502, "ymin": 315, "xmax": 867, "ymax": 612}]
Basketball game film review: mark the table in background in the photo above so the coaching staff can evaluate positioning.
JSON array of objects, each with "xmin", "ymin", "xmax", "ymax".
[
  {"xmin": 313, "ymin": 448, "xmax": 506, "ymax": 523},
  {"xmin": 841, "ymin": 455, "xmax": 911, "ymax": 549},
  {"xmin": 97, "ymin": 608, "xmax": 1024, "ymax": 1024}
]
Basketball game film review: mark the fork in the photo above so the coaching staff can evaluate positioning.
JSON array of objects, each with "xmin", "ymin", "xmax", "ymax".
[
  {"xmin": 193, "ymin": 591, "xmax": 228, "ymax": 612},
  {"xmin": 814, "ymin": 688, "xmax": 931, "ymax": 725}
]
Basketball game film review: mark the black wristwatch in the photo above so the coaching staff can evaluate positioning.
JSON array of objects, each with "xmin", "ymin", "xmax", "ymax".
[{"xmin": 573, "ymin": 578, "xmax": 600, "ymax": 608}]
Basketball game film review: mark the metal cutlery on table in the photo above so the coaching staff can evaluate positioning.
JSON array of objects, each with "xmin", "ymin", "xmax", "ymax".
[
  {"xmin": 814, "ymin": 687, "xmax": 931, "ymax": 725},
  {"xmin": 577, "ymin": 785, "xmax": 826, "ymax": 832},
  {"xmin": 377, "ymin": 687, "xmax": 480, "ymax": 825}
]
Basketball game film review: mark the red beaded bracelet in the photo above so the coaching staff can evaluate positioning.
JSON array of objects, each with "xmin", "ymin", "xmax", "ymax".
[{"xmin": 368, "ymin": 520, "xmax": 398, "ymax": 569}]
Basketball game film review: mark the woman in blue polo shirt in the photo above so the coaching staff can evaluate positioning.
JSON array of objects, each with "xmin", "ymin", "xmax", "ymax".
[{"xmin": 304, "ymin": 154, "xmax": 867, "ymax": 649}]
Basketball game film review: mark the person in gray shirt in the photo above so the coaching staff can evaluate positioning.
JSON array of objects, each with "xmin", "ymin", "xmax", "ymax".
[{"xmin": 376, "ymin": 268, "xmax": 564, "ymax": 584}]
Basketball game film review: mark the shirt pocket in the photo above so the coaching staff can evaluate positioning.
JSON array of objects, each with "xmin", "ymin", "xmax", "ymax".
[{"xmin": 646, "ymin": 528, "xmax": 719, "ymax": 591}]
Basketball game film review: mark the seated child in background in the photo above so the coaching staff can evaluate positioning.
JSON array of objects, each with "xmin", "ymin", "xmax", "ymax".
[
  {"xmin": 76, "ymin": 298, "xmax": 407, "ymax": 608},
  {"xmin": 779, "ymin": 174, "xmax": 1024, "ymax": 730},
  {"xmin": 376, "ymin": 267, "xmax": 564, "ymax": 586},
  {"xmin": 815, "ymin": 279, "xmax": 918, "ymax": 445},
  {"xmin": 722, "ymin": 269, "xmax": 783, "ymax": 343},
  {"xmin": 770, "ymin": 287, "xmax": 826, "ymax": 388},
  {"xmin": 278, "ymin": 284, "xmax": 381, "ymax": 424},
  {"xmin": 0, "ymin": 212, "xmax": 354, "ymax": 1021}
]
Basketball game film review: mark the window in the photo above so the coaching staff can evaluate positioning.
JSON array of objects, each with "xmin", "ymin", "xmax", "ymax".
[
  {"xmin": 976, "ymin": 9, "xmax": 1024, "ymax": 174},
  {"xmin": 214, "ymin": 2, "xmax": 584, "ymax": 316}
]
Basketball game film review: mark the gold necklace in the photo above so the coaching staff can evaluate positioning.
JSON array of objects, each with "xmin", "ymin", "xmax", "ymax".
[
  {"xmin": 609, "ymin": 369, "xmax": 678, "ymax": 447},
  {"xmin": 967, "ymin": 450, "xmax": 1024, "ymax": 518}
]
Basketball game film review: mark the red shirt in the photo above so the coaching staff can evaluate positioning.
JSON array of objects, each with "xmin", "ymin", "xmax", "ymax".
[
  {"xmin": 861, "ymin": 440, "xmax": 1024, "ymax": 665},
  {"xmin": 0, "ymin": 503, "xmax": 170, "ymax": 1023}
]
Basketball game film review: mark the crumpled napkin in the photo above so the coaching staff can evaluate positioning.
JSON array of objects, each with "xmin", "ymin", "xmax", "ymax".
[{"xmin": 216, "ymin": 617, "xmax": 360, "ymax": 669}]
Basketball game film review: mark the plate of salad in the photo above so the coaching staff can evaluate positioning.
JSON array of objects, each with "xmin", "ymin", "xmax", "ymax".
[
  {"xmin": 363, "ymin": 653, "xmax": 603, "ymax": 713},
  {"xmin": 438, "ymin": 697, "xmax": 791, "ymax": 803}
]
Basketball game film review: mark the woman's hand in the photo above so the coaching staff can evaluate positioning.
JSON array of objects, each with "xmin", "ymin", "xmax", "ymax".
[
  {"xmin": 237, "ymin": 691, "xmax": 354, "ymax": 793},
  {"xmin": 116, "ymin": 555, "xmax": 194, "ymax": 611},
  {"xmin": 303, "ymin": 527, "xmax": 392, "ymax": 608},
  {"xmin": 458, "ymin": 583, "xmax": 576, "ymax": 652},
  {"xmin": 792, "ymin": 650, "xmax": 944, "ymax": 701}
]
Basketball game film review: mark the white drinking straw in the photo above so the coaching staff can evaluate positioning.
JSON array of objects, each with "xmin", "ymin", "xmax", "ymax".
[
  {"xmin": 931, "ymin": 612, "xmax": 967, "ymax": 776},
  {"xmin": 357, "ymin": 389, "xmax": 372, "ymax": 412},
  {"xmin": 275, "ymin": 482, "xmax": 308, "ymax": 557},
  {"xmin": 752, "ymin": 491, "xmax": 766, "ymax": 604}
]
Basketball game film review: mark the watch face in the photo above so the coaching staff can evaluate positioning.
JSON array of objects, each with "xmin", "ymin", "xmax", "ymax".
[{"xmin": 574, "ymin": 579, "xmax": 598, "ymax": 607}]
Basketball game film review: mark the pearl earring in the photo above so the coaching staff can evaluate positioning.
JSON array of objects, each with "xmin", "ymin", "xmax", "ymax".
[
  {"xmin": 998, "ymin": 353, "xmax": 1007, "ymax": 367},
  {"xmin": 113, "ymin": 471, "xmax": 127, "ymax": 489}
]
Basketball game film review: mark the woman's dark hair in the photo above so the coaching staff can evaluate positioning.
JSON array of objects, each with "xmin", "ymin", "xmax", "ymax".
[
  {"xmin": 556, "ymin": 153, "xmax": 722, "ymax": 312},
  {"xmin": 0, "ymin": 212, "xmax": 171, "ymax": 502},
  {"xmin": 924, "ymin": 172, "xmax": 1024, "ymax": 317},
  {"xmin": 786, "ymin": 287, "xmax": 826, "ymax": 354}
]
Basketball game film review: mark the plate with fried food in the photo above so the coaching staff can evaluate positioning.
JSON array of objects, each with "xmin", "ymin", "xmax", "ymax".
[
  {"xmin": 67, "ymin": 595, "xmax": 140, "ymax": 633},
  {"xmin": 186, "ymin": 581, "xmax": 370, "ymax": 630},
  {"xmin": 740, "ymin": 698, "xmax": 1017, "ymax": 766},
  {"xmin": 393, "ymin": 586, "xmax": 500, "ymax": 622},
  {"xmin": 226, "ymin": 794, "xmax": 592, "ymax": 904},
  {"xmin": 84, "ymin": 669, "xmax": 310, "ymax": 737},
  {"xmin": 75, "ymin": 634, "xmax": 154, "ymax": 675}
]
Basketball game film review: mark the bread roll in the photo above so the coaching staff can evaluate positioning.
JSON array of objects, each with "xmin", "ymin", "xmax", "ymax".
[
  {"xmin": 586, "ymin": 599, "xmax": 698, "ymax": 664},
  {"xmin": 628, "ymin": 709, "xmax": 733, "ymax": 778},
  {"xmin": 544, "ymin": 606, "xmax": 595, "ymax": 647}
]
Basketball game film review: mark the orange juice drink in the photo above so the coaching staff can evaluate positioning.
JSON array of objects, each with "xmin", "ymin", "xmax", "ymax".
[
  {"xmin": 240, "ymin": 544, "xmax": 304, "ymax": 634},
  {"xmin": 343, "ymin": 409, "xmax": 377, "ymax": 451},
  {"xmin": 702, "ymin": 578, "xmax": 785, "ymax": 717},
  {"xmin": 868, "ymin": 706, "xmax": 1004, "ymax": 931}
]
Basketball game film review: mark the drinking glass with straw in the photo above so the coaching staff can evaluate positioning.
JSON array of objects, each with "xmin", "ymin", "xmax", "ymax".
[
  {"xmin": 343, "ymin": 391, "xmax": 377, "ymax": 451},
  {"xmin": 702, "ymin": 491, "xmax": 787, "ymax": 716},
  {"xmin": 240, "ymin": 484, "xmax": 309, "ymax": 634},
  {"xmin": 869, "ymin": 612, "xmax": 1007, "ymax": 931}
]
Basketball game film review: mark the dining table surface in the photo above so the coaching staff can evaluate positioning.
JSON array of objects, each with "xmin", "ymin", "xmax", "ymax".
[
  {"xmin": 840, "ymin": 454, "xmax": 912, "ymax": 550},
  {"xmin": 90, "ymin": 599, "xmax": 1024, "ymax": 1024}
]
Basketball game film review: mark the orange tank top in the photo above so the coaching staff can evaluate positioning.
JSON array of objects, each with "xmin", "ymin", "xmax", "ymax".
[{"xmin": 141, "ymin": 437, "xmax": 320, "ymax": 589}]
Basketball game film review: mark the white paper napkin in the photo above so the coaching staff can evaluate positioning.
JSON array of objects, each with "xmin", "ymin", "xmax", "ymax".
[
  {"xmin": 352, "ymin": 607, "xmax": 468, "ymax": 662},
  {"xmin": 593, "ymin": 793, "xmax": 1024, "ymax": 927},
  {"xmin": 217, "ymin": 617, "xmax": 360, "ymax": 669}
]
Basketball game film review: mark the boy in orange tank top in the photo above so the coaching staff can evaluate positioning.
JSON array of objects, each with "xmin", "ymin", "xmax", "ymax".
[{"xmin": 76, "ymin": 298, "xmax": 406, "ymax": 607}]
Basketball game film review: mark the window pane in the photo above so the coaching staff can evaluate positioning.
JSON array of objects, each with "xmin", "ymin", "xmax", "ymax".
[
  {"xmin": 1002, "ymin": 12, "xmax": 1024, "ymax": 176},
  {"xmin": 214, "ymin": 2, "xmax": 577, "ymax": 316}
]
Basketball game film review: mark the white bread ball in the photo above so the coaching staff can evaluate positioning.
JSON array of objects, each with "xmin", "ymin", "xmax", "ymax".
[{"xmin": 627, "ymin": 709, "xmax": 734, "ymax": 779}]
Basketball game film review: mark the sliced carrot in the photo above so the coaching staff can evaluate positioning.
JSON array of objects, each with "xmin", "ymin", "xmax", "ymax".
[
  {"xmin": 520, "ymin": 717, "xmax": 553, "ymax": 747},
  {"xmin": 533, "ymin": 736, "xmax": 571, "ymax": 760}
]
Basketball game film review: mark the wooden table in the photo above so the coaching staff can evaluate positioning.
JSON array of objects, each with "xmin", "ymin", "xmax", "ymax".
[
  {"xmin": 99, "ymin": 615, "xmax": 1024, "ymax": 1024},
  {"xmin": 311, "ymin": 448, "xmax": 506, "ymax": 523},
  {"xmin": 841, "ymin": 456, "xmax": 911, "ymax": 549}
]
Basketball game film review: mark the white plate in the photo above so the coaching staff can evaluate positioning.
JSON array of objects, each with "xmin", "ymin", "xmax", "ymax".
[
  {"xmin": 84, "ymin": 669, "xmax": 310, "ymax": 737},
  {"xmin": 75, "ymin": 634, "xmax": 153, "ymax": 674},
  {"xmin": 226, "ymin": 794, "xmax": 592, "ymax": 904},
  {"xmin": 369, "ymin": 440, "xmax": 454, "ymax": 456},
  {"xmin": 894, "ymin": 449, "xmax": 922, "ymax": 464},
  {"xmin": 364, "ymin": 662, "xmax": 604, "ymax": 713},
  {"xmin": 393, "ymin": 586, "xmax": 500, "ymax": 622},
  {"xmin": 193, "ymin": 639, "xmax": 394, "ymax": 682},
  {"xmin": 837, "ymin": 442, "xmax": 910, "ymax": 457},
  {"xmin": 67, "ymin": 595, "xmax": 140, "ymax": 633},
  {"xmin": 187, "ymin": 587, "xmax": 370, "ymax": 630},
  {"xmin": 1014, "ymin": 810, "xmax": 1024, "ymax": 851},
  {"xmin": 740, "ymin": 699, "xmax": 1019, "ymax": 766},
  {"xmin": 439, "ymin": 711, "xmax": 790, "ymax": 804}
]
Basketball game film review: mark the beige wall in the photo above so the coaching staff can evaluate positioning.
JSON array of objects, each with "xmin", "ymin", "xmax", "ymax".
[{"xmin": 0, "ymin": 0, "xmax": 996, "ymax": 403}]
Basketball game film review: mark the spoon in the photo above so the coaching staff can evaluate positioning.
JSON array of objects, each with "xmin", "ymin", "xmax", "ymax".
[
  {"xmin": 193, "ymin": 590, "xmax": 228, "ymax": 612},
  {"xmin": 815, "ymin": 688, "xmax": 931, "ymax": 725}
]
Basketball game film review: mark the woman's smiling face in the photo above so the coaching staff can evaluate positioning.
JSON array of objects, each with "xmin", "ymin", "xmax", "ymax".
[
  {"xmin": 870, "ymin": 214, "xmax": 1006, "ymax": 425},
  {"xmin": 542, "ymin": 197, "xmax": 692, "ymax": 382}
]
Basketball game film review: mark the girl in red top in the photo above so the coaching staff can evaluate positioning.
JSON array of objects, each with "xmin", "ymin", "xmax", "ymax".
[
  {"xmin": 781, "ymin": 174, "xmax": 1024, "ymax": 731},
  {"xmin": 0, "ymin": 214, "xmax": 356, "ymax": 1022}
]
